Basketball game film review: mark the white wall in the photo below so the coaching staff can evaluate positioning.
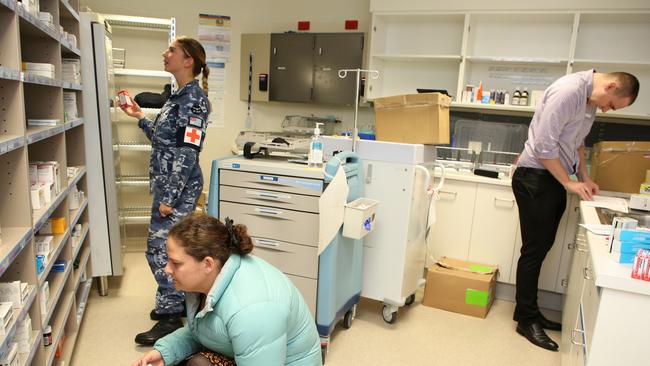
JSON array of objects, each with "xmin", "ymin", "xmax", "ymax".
[
  {"xmin": 81, "ymin": 0, "xmax": 373, "ymax": 189},
  {"xmin": 370, "ymin": 0, "xmax": 650, "ymax": 12}
]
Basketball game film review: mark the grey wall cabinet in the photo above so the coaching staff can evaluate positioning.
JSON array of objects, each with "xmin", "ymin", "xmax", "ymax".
[{"xmin": 268, "ymin": 32, "xmax": 364, "ymax": 105}]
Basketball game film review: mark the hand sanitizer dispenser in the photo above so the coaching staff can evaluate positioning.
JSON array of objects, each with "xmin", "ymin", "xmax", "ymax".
[{"xmin": 308, "ymin": 122, "xmax": 324, "ymax": 168}]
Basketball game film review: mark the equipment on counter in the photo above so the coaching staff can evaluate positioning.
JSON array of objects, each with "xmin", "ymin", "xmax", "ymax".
[{"xmin": 235, "ymin": 115, "xmax": 339, "ymax": 160}]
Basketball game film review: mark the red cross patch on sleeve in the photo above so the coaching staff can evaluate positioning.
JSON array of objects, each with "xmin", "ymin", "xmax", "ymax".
[{"xmin": 176, "ymin": 126, "xmax": 204, "ymax": 150}]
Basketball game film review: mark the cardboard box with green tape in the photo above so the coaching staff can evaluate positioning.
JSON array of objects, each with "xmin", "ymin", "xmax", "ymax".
[{"xmin": 423, "ymin": 257, "xmax": 498, "ymax": 318}]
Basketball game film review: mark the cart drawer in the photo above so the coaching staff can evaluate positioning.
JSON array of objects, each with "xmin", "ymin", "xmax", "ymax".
[
  {"xmin": 220, "ymin": 186, "xmax": 319, "ymax": 213},
  {"xmin": 220, "ymin": 169, "xmax": 323, "ymax": 196},
  {"xmin": 252, "ymin": 237, "xmax": 318, "ymax": 279},
  {"xmin": 220, "ymin": 201, "xmax": 318, "ymax": 246},
  {"xmin": 286, "ymin": 273, "xmax": 317, "ymax": 317}
]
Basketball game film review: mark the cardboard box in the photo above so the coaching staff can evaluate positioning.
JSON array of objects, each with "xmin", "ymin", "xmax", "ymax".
[
  {"xmin": 591, "ymin": 141, "xmax": 650, "ymax": 194},
  {"xmin": 422, "ymin": 257, "xmax": 498, "ymax": 318},
  {"xmin": 374, "ymin": 93, "xmax": 451, "ymax": 144}
]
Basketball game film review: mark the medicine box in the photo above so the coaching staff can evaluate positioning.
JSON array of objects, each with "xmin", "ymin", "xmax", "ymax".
[
  {"xmin": 51, "ymin": 260, "xmax": 65, "ymax": 273},
  {"xmin": 0, "ymin": 341, "xmax": 18, "ymax": 366},
  {"xmin": 0, "ymin": 302, "xmax": 14, "ymax": 336},
  {"xmin": 39, "ymin": 217, "xmax": 66, "ymax": 235},
  {"xmin": 40, "ymin": 282, "xmax": 49, "ymax": 316},
  {"xmin": 0, "ymin": 281, "xmax": 23, "ymax": 309},
  {"xmin": 35, "ymin": 235, "xmax": 53, "ymax": 255}
]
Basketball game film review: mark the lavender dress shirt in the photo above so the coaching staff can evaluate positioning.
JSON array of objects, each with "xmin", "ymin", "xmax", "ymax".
[{"xmin": 517, "ymin": 70, "xmax": 598, "ymax": 175}]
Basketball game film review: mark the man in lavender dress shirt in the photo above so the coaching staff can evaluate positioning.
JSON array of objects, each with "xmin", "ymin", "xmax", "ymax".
[{"xmin": 512, "ymin": 70, "xmax": 639, "ymax": 351}]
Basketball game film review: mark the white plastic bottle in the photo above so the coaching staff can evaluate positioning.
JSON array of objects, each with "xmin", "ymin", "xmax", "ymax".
[
  {"xmin": 512, "ymin": 87, "xmax": 521, "ymax": 105},
  {"xmin": 308, "ymin": 122, "xmax": 324, "ymax": 168},
  {"xmin": 520, "ymin": 87, "xmax": 529, "ymax": 106}
]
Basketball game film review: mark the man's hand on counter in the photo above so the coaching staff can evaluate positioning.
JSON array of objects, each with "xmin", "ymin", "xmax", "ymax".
[{"xmin": 565, "ymin": 180, "xmax": 598, "ymax": 201}]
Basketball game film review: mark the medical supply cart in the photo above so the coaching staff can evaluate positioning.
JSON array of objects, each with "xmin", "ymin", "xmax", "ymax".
[
  {"xmin": 324, "ymin": 138, "xmax": 444, "ymax": 323},
  {"xmin": 208, "ymin": 152, "xmax": 365, "ymax": 362}
]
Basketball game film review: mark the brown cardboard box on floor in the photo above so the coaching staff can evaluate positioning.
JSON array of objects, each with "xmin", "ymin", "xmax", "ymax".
[
  {"xmin": 373, "ymin": 93, "xmax": 451, "ymax": 144},
  {"xmin": 590, "ymin": 141, "xmax": 650, "ymax": 194},
  {"xmin": 423, "ymin": 257, "xmax": 498, "ymax": 319}
]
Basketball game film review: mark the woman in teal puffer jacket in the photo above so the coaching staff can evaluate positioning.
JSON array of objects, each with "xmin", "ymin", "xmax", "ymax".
[{"xmin": 132, "ymin": 213, "xmax": 322, "ymax": 366}]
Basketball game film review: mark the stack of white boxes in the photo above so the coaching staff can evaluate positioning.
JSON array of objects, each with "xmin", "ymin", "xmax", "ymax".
[
  {"xmin": 0, "ymin": 341, "xmax": 18, "ymax": 366},
  {"xmin": 60, "ymin": 27, "xmax": 78, "ymax": 49},
  {"xmin": 29, "ymin": 161, "xmax": 61, "ymax": 211},
  {"xmin": 0, "ymin": 302, "xmax": 13, "ymax": 337},
  {"xmin": 22, "ymin": 62, "xmax": 54, "ymax": 79},
  {"xmin": 68, "ymin": 185, "xmax": 85, "ymax": 210},
  {"xmin": 14, "ymin": 315, "xmax": 32, "ymax": 362},
  {"xmin": 37, "ymin": 11, "xmax": 54, "ymax": 31},
  {"xmin": 63, "ymin": 92, "xmax": 78, "ymax": 121},
  {"xmin": 35, "ymin": 236, "xmax": 53, "ymax": 266},
  {"xmin": 0, "ymin": 281, "xmax": 28, "ymax": 310},
  {"xmin": 40, "ymin": 282, "xmax": 49, "ymax": 318},
  {"xmin": 61, "ymin": 59, "xmax": 80, "ymax": 84},
  {"xmin": 18, "ymin": 0, "xmax": 39, "ymax": 15}
]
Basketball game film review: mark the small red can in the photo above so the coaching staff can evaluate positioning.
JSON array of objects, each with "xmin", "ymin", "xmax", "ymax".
[
  {"xmin": 642, "ymin": 250, "xmax": 650, "ymax": 281},
  {"xmin": 117, "ymin": 90, "xmax": 132, "ymax": 108}
]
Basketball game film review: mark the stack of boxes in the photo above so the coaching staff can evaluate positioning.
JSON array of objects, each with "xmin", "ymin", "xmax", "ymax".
[
  {"xmin": 63, "ymin": 92, "xmax": 78, "ymax": 122},
  {"xmin": 35, "ymin": 236, "xmax": 54, "ymax": 274},
  {"xmin": 14, "ymin": 315, "xmax": 32, "ymax": 362},
  {"xmin": 29, "ymin": 161, "xmax": 61, "ymax": 211},
  {"xmin": 21, "ymin": 62, "xmax": 54, "ymax": 79},
  {"xmin": 17, "ymin": 0, "xmax": 39, "ymax": 15},
  {"xmin": 61, "ymin": 59, "xmax": 80, "ymax": 84},
  {"xmin": 37, "ymin": 11, "xmax": 54, "ymax": 31},
  {"xmin": 60, "ymin": 27, "xmax": 78, "ymax": 49}
]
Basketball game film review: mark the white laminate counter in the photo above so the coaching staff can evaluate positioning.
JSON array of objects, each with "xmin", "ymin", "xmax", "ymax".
[
  {"xmin": 433, "ymin": 168, "xmax": 512, "ymax": 187},
  {"xmin": 581, "ymin": 202, "xmax": 650, "ymax": 296}
]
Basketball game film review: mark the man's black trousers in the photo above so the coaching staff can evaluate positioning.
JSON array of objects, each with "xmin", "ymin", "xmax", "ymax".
[{"xmin": 511, "ymin": 167, "xmax": 567, "ymax": 325}]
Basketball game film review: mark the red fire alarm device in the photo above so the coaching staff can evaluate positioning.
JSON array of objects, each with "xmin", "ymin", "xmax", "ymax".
[
  {"xmin": 345, "ymin": 20, "xmax": 358, "ymax": 30},
  {"xmin": 298, "ymin": 21, "xmax": 310, "ymax": 31}
]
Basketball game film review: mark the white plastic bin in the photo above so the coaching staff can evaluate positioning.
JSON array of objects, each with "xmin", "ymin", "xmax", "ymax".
[{"xmin": 343, "ymin": 198, "xmax": 379, "ymax": 239}]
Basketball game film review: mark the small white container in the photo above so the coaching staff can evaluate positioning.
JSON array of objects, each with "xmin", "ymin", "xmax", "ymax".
[{"xmin": 343, "ymin": 198, "xmax": 379, "ymax": 239}]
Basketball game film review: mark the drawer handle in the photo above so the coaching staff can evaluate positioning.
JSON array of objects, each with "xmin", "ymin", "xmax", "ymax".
[
  {"xmin": 494, "ymin": 197, "xmax": 515, "ymax": 207},
  {"xmin": 576, "ymin": 242, "xmax": 589, "ymax": 253},
  {"xmin": 439, "ymin": 190, "xmax": 458, "ymax": 198},
  {"xmin": 583, "ymin": 267, "xmax": 592, "ymax": 280},
  {"xmin": 254, "ymin": 208, "xmax": 284, "ymax": 217},
  {"xmin": 254, "ymin": 239, "xmax": 289, "ymax": 253},
  {"xmin": 571, "ymin": 329, "xmax": 585, "ymax": 346},
  {"xmin": 246, "ymin": 190, "xmax": 291, "ymax": 201}
]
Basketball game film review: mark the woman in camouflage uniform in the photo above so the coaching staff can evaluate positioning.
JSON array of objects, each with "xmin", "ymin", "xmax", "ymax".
[{"xmin": 121, "ymin": 36, "xmax": 210, "ymax": 346}]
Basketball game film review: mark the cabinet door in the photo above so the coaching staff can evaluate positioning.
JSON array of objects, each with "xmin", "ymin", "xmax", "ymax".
[
  {"xmin": 510, "ymin": 193, "xmax": 574, "ymax": 291},
  {"xmin": 581, "ymin": 255, "xmax": 600, "ymax": 354},
  {"xmin": 561, "ymin": 226, "xmax": 588, "ymax": 364},
  {"xmin": 467, "ymin": 184, "xmax": 519, "ymax": 282},
  {"xmin": 555, "ymin": 195, "xmax": 581, "ymax": 293},
  {"xmin": 427, "ymin": 179, "xmax": 477, "ymax": 267},
  {"xmin": 313, "ymin": 33, "xmax": 364, "ymax": 105},
  {"xmin": 269, "ymin": 33, "xmax": 314, "ymax": 102}
]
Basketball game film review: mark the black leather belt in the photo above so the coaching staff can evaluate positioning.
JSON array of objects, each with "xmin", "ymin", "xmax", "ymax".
[{"xmin": 515, "ymin": 167, "xmax": 553, "ymax": 177}]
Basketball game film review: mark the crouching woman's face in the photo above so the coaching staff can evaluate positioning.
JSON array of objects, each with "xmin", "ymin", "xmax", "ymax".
[{"xmin": 164, "ymin": 235, "xmax": 220, "ymax": 293}]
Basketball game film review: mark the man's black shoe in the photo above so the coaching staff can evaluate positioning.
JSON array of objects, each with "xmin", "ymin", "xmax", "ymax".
[
  {"xmin": 516, "ymin": 322, "xmax": 559, "ymax": 351},
  {"xmin": 538, "ymin": 313, "xmax": 562, "ymax": 331},
  {"xmin": 150, "ymin": 308, "xmax": 186, "ymax": 321},
  {"xmin": 135, "ymin": 318, "xmax": 183, "ymax": 346}
]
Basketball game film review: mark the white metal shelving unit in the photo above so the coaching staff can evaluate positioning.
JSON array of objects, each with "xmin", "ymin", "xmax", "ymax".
[
  {"xmin": 0, "ymin": 0, "xmax": 92, "ymax": 364},
  {"xmin": 102, "ymin": 14, "xmax": 175, "ymax": 250},
  {"xmin": 367, "ymin": 10, "xmax": 650, "ymax": 122}
]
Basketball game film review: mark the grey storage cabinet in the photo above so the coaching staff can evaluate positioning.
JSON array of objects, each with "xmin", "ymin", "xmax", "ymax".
[{"xmin": 269, "ymin": 32, "xmax": 364, "ymax": 104}]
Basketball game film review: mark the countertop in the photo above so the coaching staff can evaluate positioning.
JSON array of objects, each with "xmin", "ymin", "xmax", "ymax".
[{"xmin": 581, "ymin": 202, "xmax": 650, "ymax": 296}]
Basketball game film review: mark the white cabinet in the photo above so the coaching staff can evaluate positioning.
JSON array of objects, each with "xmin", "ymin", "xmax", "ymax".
[
  {"xmin": 429, "ymin": 176, "xmax": 576, "ymax": 291},
  {"xmin": 511, "ymin": 194, "xmax": 580, "ymax": 293},
  {"xmin": 427, "ymin": 179, "xmax": 476, "ymax": 266},
  {"xmin": 467, "ymin": 184, "xmax": 519, "ymax": 281},
  {"xmin": 368, "ymin": 10, "xmax": 650, "ymax": 120},
  {"xmin": 562, "ymin": 203, "xmax": 650, "ymax": 365}
]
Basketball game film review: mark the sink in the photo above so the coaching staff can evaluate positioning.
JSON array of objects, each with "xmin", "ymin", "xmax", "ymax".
[{"xmin": 596, "ymin": 207, "xmax": 650, "ymax": 228}]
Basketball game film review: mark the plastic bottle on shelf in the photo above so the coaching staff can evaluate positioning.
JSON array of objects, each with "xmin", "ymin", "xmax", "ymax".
[
  {"xmin": 520, "ymin": 87, "xmax": 529, "ymax": 106},
  {"xmin": 476, "ymin": 81, "xmax": 483, "ymax": 104},
  {"xmin": 308, "ymin": 122, "xmax": 324, "ymax": 168},
  {"xmin": 504, "ymin": 91, "xmax": 510, "ymax": 105},
  {"xmin": 512, "ymin": 87, "xmax": 521, "ymax": 105}
]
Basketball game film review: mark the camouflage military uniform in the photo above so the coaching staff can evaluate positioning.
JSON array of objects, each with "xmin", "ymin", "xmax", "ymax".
[{"xmin": 137, "ymin": 79, "xmax": 209, "ymax": 315}]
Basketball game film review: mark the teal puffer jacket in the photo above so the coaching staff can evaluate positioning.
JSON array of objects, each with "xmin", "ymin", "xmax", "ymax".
[{"xmin": 154, "ymin": 254, "xmax": 322, "ymax": 366}]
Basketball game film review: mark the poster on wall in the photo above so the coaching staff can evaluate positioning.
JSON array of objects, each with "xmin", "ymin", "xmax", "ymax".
[{"xmin": 198, "ymin": 13, "xmax": 231, "ymax": 128}]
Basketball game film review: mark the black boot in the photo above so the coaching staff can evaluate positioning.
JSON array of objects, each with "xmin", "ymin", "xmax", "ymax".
[
  {"xmin": 150, "ymin": 307, "xmax": 186, "ymax": 321},
  {"xmin": 516, "ymin": 322, "xmax": 559, "ymax": 351},
  {"xmin": 135, "ymin": 318, "xmax": 183, "ymax": 346}
]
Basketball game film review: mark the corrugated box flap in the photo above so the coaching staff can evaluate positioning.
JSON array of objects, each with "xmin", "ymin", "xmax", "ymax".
[
  {"xmin": 436, "ymin": 257, "xmax": 498, "ymax": 277},
  {"xmin": 374, "ymin": 93, "xmax": 451, "ymax": 110},
  {"xmin": 596, "ymin": 141, "xmax": 650, "ymax": 154}
]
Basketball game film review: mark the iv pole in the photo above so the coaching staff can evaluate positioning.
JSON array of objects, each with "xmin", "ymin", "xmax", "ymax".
[{"xmin": 338, "ymin": 69, "xmax": 379, "ymax": 152}]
